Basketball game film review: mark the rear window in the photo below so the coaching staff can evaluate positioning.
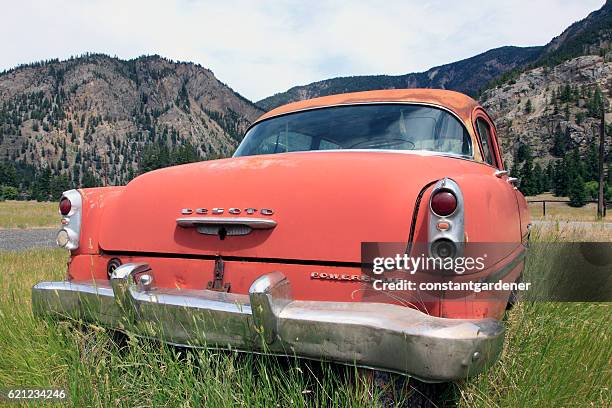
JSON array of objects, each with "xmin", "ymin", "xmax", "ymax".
[{"xmin": 235, "ymin": 104, "xmax": 472, "ymax": 158}]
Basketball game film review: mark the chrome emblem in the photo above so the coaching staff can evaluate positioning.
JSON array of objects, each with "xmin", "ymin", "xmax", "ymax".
[{"xmin": 180, "ymin": 208, "xmax": 274, "ymax": 216}]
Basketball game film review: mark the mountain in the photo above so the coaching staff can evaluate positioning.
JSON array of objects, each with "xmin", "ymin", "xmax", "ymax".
[
  {"xmin": 482, "ymin": 0, "xmax": 612, "ymax": 170},
  {"xmin": 539, "ymin": 0, "xmax": 612, "ymax": 67},
  {"xmin": 255, "ymin": 1, "xmax": 611, "ymax": 198},
  {"xmin": 482, "ymin": 55, "xmax": 611, "ymax": 169},
  {"xmin": 257, "ymin": 2, "xmax": 612, "ymax": 112},
  {"xmin": 257, "ymin": 46, "xmax": 543, "ymax": 111},
  {"xmin": 0, "ymin": 54, "xmax": 263, "ymax": 193},
  {"xmin": 1, "ymin": 2, "xmax": 610, "ymax": 201}
]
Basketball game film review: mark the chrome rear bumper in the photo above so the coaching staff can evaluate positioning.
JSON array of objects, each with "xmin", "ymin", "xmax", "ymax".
[{"xmin": 32, "ymin": 263, "xmax": 504, "ymax": 382}]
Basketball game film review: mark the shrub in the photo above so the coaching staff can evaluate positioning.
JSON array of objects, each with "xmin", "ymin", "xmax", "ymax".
[
  {"xmin": 585, "ymin": 181, "xmax": 599, "ymax": 200},
  {"xmin": 0, "ymin": 185, "xmax": 19, "ymax": 200}
]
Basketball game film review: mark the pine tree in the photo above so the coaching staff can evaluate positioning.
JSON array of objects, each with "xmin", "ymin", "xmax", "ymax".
[
  {"xmin": 81, "ymin": 171, "xmax": 100, "ymax": 188},
  {"xmin": 173, "ymin": 142, "xmax": 201, "ymax": 165},
  {"xmin": 545, "ymin": 161, "xmax": 555, "ymax": 192},
  {"xmin": 569, "ymin": 148, "xmax": 585, "ymax": 180},
  {"xmin": 553, "ymin": 157, "xmax": 570, "ymax": 196},
  {"xmin": 568, "ymin": 175, "xmax": 587, "ymax": 207},
  {"xmin": 50, "ymin": 174, "xmax": 70, "ymax": 198},
  {"xmin": 551, "ymin": 124, "xmax": 570, "ymax": 157},
  {"xmin": 32, "ymin": 167, "xmax": 52, "ymax": 201},
  {"xmin": 515, "ymin": 143, "xmax": 530, "ymax": 163},
  {"xmin": 0, "ymin": 162, "xmax": 18, "ymax": 187},
  {"xmin": 532, "ymin": 163, "xmax": 545, "ymax": 194},
  {"xmin": 585, "ymin": 142, "xmax": 599, "ymax": 182},
  {"xmin": 559, "ymin": 84, "xmax": 572, "ymax": 102},
  {"xmin": 587, "ymin": 86, "xmax": 603, "ymax": 118},
  {"xmin": 140, "ymin": 143, "xmax": 171, "ymax": 174},
  {"xmin": 518, "ymin": 146, "xmax": 538, "ymax": 196}
]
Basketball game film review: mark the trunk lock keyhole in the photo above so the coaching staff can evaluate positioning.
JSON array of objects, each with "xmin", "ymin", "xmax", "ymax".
[{"xmin": 218, "ymin": 227, "xmax": 227, "ymax": 240}]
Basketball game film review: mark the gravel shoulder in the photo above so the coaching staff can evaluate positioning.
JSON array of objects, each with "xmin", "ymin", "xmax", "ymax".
[{"xmin": 0, "ymin": 228, "xmax": 57, "ymax": 251}]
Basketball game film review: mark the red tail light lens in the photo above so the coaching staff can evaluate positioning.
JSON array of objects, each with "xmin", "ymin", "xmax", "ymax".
[
  {"xmin": 59, "ymin": 197, "xmax": 72, "ymax": 215},
  {"xmin": 431, "ymin": 191, "xmax": 457, "ymax": 216}
]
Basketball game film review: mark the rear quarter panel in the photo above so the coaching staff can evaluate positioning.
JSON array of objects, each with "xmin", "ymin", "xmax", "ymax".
[{"xmin": 74, "ymin": 186, "xmax": 124, "ymax": 255}]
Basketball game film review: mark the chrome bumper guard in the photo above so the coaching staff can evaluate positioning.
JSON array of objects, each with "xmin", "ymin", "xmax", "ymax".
[{"xmin": 32, "ymin": 263, "xmax": 504, "ymax": 382}]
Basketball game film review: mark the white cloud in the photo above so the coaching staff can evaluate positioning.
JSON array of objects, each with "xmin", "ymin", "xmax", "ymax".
[{"xmin": 0, "ymin": 0, "xmax": 605, "ymax": 101}]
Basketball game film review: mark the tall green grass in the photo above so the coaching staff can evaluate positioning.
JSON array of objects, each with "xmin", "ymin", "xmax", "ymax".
[
  {"xmin": 0, "ymin": 225, "xmax": 610, "ymax": 407},
  {"xmin": 458, "ymin": 302, "xmax": 610, "ymax": 406},
  {"xmin": 0, "ymin": 249, "xmax": 378, "ymax": 407}
]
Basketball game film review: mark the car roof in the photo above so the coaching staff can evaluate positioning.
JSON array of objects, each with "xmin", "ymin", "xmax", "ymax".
[{"xmin": 254, "ymin": 88, "xmax": 480, "ymax": 124}]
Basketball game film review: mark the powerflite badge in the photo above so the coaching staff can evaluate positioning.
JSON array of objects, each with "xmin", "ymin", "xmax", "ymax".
[
  {"xmin": 310, "ymin": 272, "xmax": 402, "ymax": 284},
  {"xmin": 181, "ymin": 208, "xmax": 274, "ymax": 215},
  {"xmin": 311, "ymin": 272, "xmax": 372, "ymax": 282}
]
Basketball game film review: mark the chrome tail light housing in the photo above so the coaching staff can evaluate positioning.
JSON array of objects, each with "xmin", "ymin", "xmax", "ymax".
[
  {"xmin": 428, "ymin": 178, "xmax": 464, "ymax": 258},
  {"xmin": 57, "ymin": 189, "xmax": 82, "ymax": 250}
]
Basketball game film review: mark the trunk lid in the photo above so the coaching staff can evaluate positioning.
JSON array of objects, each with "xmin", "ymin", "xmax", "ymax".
[{"xmin": 99, "ymin": 151, "xmax": 457, "ymax": 262}]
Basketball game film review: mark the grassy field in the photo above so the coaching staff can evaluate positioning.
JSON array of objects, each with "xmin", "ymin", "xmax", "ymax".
[
  {"xmin": 0, "ymin": 226, "xmax": 610, "ymax": 407},
  {"xmin": 0, "ymin": 201, "xmax": 58, "ymax": 229},
  {"xmin": 526, "ymin": 192, "xmax": 603, "ymax": 221}
]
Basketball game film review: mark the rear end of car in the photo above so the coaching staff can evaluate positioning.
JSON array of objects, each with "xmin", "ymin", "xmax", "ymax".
[{"xmin": 33, "ymin": 96, "xmax": 515, "ymax": 382}]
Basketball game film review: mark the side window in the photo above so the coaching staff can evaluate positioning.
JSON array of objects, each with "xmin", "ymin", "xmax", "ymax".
[{"xmin": 475, "ymin": 118, "xmax": 496, "ymax": 166}]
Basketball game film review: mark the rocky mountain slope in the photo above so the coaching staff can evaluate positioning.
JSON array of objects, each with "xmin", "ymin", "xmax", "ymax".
[
  {"xmin": 257, "ymin": 46, "xmax": 542, "ymax": 111},
  {"xmin": 0, "ymin": 54, "xmax": 263, "ymax": 187},
  {"xmin": 482, "ymin": 0, "xmax": 612, "ymax": 171},
  {"xmin": 482, "ymin": 55, "xmax": 611, "ymax": 170}
]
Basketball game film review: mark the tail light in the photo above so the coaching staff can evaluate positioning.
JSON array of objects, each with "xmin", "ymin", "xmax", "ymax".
[
  {"xmin": 430, "ymin": 190, "xmax": 457, "ymax": 216},
  {"xmin": 428, "ymin": 178, "xmax": 464, "ymax": 259},
  {"xmin": 59, "ymin": 197, "xmax": 72, "ymax": 215},
  {"xmin": 56, "ymin": 190, "xmax": 82, "ymax": 250}
]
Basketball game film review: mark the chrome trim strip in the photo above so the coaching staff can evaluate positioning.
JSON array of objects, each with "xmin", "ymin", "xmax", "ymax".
[
  {"xmin": 494, "ymin": 170, "xmax": 509, "ymax": 178},
  {"xmin": 235, "ymin": 148, "xmax": 480, "ymax": 165},
  {"xmin": 131, "ymin": 289, "xmax": 252, "ymax": 315},
  {"xmin": 32, "ymin": 280, "xmax": 114, "ymax": 297},
  {"xmin": 176, "ymin": 217, "xmax": 277, "ymax": 229}
]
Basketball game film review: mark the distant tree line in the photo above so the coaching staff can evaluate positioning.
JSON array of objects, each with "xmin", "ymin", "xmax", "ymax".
[
  {"xmin": 139, "ymin": 141, "xmax": 203, "ymax": 173},
  {"xmin": 0, "ymin": 140, "xmax": 205, "ymax": 201},
  {"xmin": 512, "ymin": 80, "xmax": 611, "ymax": 207},
  {"xmin": 0, "ymin": 160, "xmax": 101, "ymax": 201},
  {"xmin": 513, "ymin": 141, "xmax": 610, "ymax": 207}
]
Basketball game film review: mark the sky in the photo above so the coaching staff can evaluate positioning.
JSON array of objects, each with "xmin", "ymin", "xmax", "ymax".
[{"xmin": 0, "ymin": 0, "xmax": 605, "ymax": 101}]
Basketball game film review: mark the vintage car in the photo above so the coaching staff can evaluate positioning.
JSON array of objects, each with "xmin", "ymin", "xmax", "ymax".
[{"xmin": 32, "ymin": 89, "xmax": 530, "ymax": 384}]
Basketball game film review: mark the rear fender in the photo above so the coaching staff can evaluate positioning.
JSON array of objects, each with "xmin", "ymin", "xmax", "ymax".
[{"xmin": 73, "ymin": 187, "xmax": 124, "ymax": 256}]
